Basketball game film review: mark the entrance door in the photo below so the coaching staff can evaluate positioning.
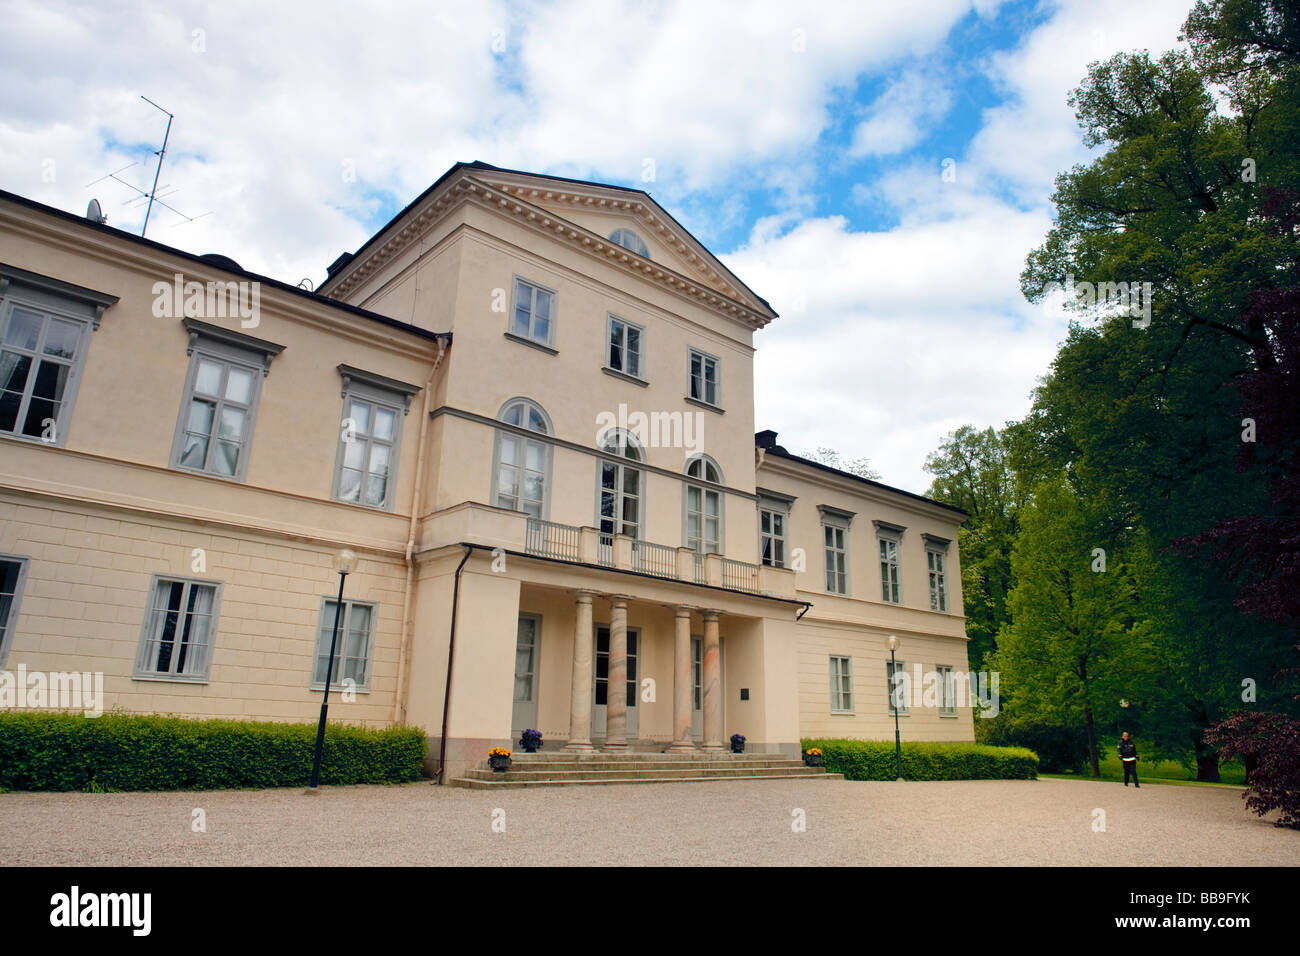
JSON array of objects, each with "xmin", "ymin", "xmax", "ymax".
[
  {"xmin": 511, "ymin": 614, "xmax": 540, "ymax": 740},
  {"xmin": 591, "ymin": 625, "xmax": 639, "ymax": 740}
]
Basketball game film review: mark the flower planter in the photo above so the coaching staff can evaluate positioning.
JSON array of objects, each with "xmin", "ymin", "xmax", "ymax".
[
  {"xmin": 489, "ymin": 755, "xmax": 512, "ymax": 773},
  {"xmin": 804, "ymin": 754, "xmax": 823, "ymax": 767},
  {"xmin": 730, "ymin": 735, "xmax": 746, "ymax": 754},
  {"xmin": 519, "ymin": 730, "xmax": 543, "ymax": 754}
]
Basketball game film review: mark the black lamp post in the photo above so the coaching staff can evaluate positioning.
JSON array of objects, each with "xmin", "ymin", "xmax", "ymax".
[
  {"xmin": 889, "ymin": 635, "xmax": 903, "ymax": 781},
  {"xmin": 310, "ymin": 548, "xmax": 356, "ymax": 789}
]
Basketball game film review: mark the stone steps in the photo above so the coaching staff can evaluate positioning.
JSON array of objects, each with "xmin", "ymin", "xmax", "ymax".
[{"xmin": 447, "ymin": 751, "xmax": 842, "ymax": 788}]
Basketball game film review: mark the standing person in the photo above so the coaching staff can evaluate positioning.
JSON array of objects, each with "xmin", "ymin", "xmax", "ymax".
[{"xmin": 1118, "ymin": 732, "xmax": 1139, "ymax": 787}]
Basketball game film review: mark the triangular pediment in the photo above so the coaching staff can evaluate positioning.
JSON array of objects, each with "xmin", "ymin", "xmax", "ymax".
[{"xmin": 465, "ymin": 165, "xmax": 773, "ymax": 316}]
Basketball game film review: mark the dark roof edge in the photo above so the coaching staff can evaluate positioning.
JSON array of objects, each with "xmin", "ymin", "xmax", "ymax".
[
  {"xmin": 0, "ymin": 188, "xmax": 451, "ymax": 347},
  {"xmin": 758, "ymin": 440, "xmax": 969, "ymax": 518}
]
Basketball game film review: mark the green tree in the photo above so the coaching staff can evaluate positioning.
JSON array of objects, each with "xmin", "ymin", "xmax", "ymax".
[
  {"xmin": 993, "ymin": 475, "xmax": 1151, "ymax": 776},
  {"xmin": 923, "ymin": 425, "xmax": 1020, "ymax": 669},
  {"xmin": 1012, "ymin": 8, "xmax": 1300, "ymax": 777}
]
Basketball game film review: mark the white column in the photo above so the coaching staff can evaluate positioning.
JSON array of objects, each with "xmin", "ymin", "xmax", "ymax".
[
  {"xmin": 564, "ymin": 590, "xmax": 598, "ymax": 752},
  {"xmin": 604, "ymin": 595, "xmax": 631, "ymax": 749},
  {"xmin": 668, "ymin": 605, "xmax": 697, "ymax": 751},
  {"xmin": 701, "ymin": 609, "xmax": 724, "ymax": 753}
]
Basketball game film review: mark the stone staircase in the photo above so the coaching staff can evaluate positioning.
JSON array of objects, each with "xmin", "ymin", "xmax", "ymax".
[{"xmin": 448, "ymin": 751, "xmax": 843, "ymax": 788}]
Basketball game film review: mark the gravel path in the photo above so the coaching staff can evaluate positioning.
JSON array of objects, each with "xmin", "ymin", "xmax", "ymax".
[{"xmin": 1, "ymin": 777, "xmax": 1294, "ymax": 866}]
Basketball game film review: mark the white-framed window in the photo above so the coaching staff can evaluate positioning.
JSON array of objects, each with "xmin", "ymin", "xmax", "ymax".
[
  {"xmin": 757, "ymin": 490, "xmax": 794, "ymax": 568},
  {"xmin": 332, "ymin": 366, "xmax": 417, "ymax": 511},
  {"xmin": 0, "ymin": 281, "xmax": 102, "ymax": 446},
  {"xmin": 928, "ymin": 549, "xmax": 948, "ymax": 611},
  {"xmin": 760, "ymin": 508, "xmax": 785, "ymax": 567},
  {"xmin": 879, "ymin": 538, "xmax": 901, "ymax": 603},
  {"xmin": 0, "ymin": 554, "xmax": 30, "ymax": 668},
  {"xmin": 830, "ymin": 655, "xmax": 853, "ymax": 713},
  {"xmin": 606, "ymin": 315, "xmax": 643, "ymax": 380},
  {"xmin": 684, "ymin": 455, "xmax": 723, "ymax": 555},
  {"xmin": 596, "ymin": 428, "xmax": 643, "ymax": 552},
  {"xmin": 824, "ymin": 526, "xmax": 847, "ymax": 593},
  {"xmin": 819, "ymin": 506, "xmax": 853, "ymax": 595},
  {"xmin": 936, "ymin": 664, "xmax": 956, "ymax": 715},
  {"xmin": 876, "ymin": 521, "xmax": 906, "ymax": 604},
  {"xmin": 134, "ymin": 575, "xmax": 221, "ymax": 682},
  {"xmin": 509, "ymin": 277, "xmax": 556, "ymax": 348},
  {"xmin": 170, "ymin": 320, "xmax": 283, "ymax": 482},
  {"xmin": 887, "ymin": 658, "xmax": 908, "ymax": 715},
  {"xmin": 312, "ymin": 598, "xmax": 376, "ymax": 691},
  {"xmin": 688, "ymin": 348, "xmax": 720, "ymax": 407},
  {"xmin": 494, "ymin": 398, "xmax": 552, "ymax": 518},
  {"xmin": 609, "ymin": 228, "xmax": 650, "ymax": 258},
  {"xmin": 924, "ymin": 533, "xmax": 951, "ymax": 612}
]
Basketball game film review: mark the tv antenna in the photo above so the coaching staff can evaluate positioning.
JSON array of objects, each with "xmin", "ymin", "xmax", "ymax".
[
  {"xmin": 85, "ymin": 96, "xmax": 209, "ymax": 235},
  {"xmin": 139, "ymin": 96, "xmax": 172, "ymax": 237}
]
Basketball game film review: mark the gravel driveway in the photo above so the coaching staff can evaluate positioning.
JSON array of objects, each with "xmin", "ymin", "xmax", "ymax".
[{"xmin": 2, "ymin": 777, "xmax": 1294, "ymax": 866}]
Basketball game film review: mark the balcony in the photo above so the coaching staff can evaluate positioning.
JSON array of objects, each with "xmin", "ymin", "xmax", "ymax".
[{"xmin": 523, "ymin": 517, "xmax": 790, "ymax": 599}]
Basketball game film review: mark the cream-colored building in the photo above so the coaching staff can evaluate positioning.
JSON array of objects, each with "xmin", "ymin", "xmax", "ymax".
[{"xmin": 0, "ymin": 163, "xmax": 973, "ymax": 780}]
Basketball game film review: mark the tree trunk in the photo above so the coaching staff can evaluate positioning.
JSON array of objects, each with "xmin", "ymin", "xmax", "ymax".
[
  {"xmin": 1190, "ymin": 707, "xmax": 1221, "ymax": 782},
  {"xmin": 1084, "ymin": 706, "xmax": 1100, "ymax": 777}
]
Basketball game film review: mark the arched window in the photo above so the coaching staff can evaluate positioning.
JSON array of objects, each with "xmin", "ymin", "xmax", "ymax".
[
  {"xmin": 684, "ymin": 455, "xmax": 723, "ymax": 554},
  {"xmin": 493, "ymin": 398, "xmax": 551, "ymax": 517},
  {"xmin": 608, "ymin": 228, "xmax": 650, "ymax": 258},
  {"xmin": 597, "ymin": 428, "xmax": 643, "ymax": 548}
]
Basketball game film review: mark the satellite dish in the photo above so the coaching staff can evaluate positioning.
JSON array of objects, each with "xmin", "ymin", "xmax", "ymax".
[{"xmin": 86, "ymin": 198, "xmax": 107, "ymax": 224}]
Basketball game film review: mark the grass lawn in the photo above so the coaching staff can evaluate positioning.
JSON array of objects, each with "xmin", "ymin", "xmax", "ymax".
[{"xmin": 1041, "ymin": 752, "xmax": 1247, "ymax": 787}]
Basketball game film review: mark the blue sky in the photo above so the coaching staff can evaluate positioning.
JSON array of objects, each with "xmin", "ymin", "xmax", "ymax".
[{"xmin": 0, "ymin": 0, "xmax": 1197, "ymax": 492}]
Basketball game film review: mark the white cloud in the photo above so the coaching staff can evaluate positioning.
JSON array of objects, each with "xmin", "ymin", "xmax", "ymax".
[{"xmin": 850, "ymin": 70, "xmax": 953, "ymax": 158}]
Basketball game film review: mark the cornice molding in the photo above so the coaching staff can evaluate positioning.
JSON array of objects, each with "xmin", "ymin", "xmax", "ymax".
[{"xmin": 323, "ymin": 173, "xmax": 775, "ymax": 331}]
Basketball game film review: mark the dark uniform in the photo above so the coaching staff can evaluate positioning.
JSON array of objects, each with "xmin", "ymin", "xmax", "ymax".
[{"xmin": 1119, "ymin": 738, "xmax": 1139, "ymax": 787}]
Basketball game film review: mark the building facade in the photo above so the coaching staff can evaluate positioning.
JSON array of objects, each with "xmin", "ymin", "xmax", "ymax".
[{"xmin": 0, "ymin": 163, "xmax": 973, "ymax": 780}]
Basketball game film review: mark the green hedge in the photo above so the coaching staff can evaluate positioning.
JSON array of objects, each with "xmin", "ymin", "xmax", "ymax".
[
  {"xmin": 0, "ymin": 712, "xmax": 427, "ymax": 791},
  {"xmin": 802, "ymin": 738, "xmax": 1039, "ymax": 781}
]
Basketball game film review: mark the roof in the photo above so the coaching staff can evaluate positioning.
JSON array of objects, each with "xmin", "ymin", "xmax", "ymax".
[
  {"xmin": 318, "ymin": 161, "xmax": 776, "ymax": 316},
  {"xmin": 755, "ymin": 430, "xmax": 968, "ymax": 518},
  {"xmin": 0, "ymin": 188, "xmax": 451, "ymax": 347}
]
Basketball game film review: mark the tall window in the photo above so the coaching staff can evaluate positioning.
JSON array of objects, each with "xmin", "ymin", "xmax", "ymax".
[
  {"xmin": 830, "ymin": 655, "xmax": 853, "ymax": 713},
  {"xmin": 760, "ymin": 508, "xmax": 785, "ymax": 567},
  {"xmin": 336, "ymin": 397, "xmax": 397, "ymax": 507},
  {"xmin": 334, "ymin": 366, "xmax": 417, "ymax": 511},
  {"xmin": 597, "ymin": 429, "xmax": 642, "ymax": 548},
  {"xmin": 134, "ymin": 575, "xmax": 220, "ymax": 681},
  {"xmin": 928, "ymin": 549, "xmax": 948, "ymax": 611},
  {"xmin": 510, "ymin": 277, "xmax": 556, "ymax": 347},
  {"xmin": 606, "ymin": 315, "xmax": 643, "ymax": 379},
  {"xmin": 887, "ymin": 659, "xmax": 908, "ymax": 715},
  {"xmin": 0, "ymin": 297, "xmax": 90, "ymax": 443},
  {"xmin": 313, "ymin": 599, "xmax": 375, "ymax": 691},
  {"xmin": 824, "ymin": 526, "xmax": 847, "ymax": 593},
  {"xmin": 684, "ymin": 455, "xmax": 723, "ymax": 555},
  {"xmin": 494, "ymin": 399, "xmax": 551, "ymax": 518},
  {"xmin": 688, "ymin": 348, "xmax": 720, "ymax": 406},
  {"xmin": 0, "ymin": 267, "xmax": 113, "ymax": 447},
  {"xmin": 758, "ymin": 491, "xmax": 794, "ymax": 568},
  {"xmin": 876, "ymin": 521, "xmax": 906, "ymax": 604},
  {"xmin": 879, "ymin": 538, "xmax": 901, "ymax": 603},
  {"xmin": 936, "ymin": 664, "xmax": 956, "ymax": 715},
  {"xmin": 171, "ymin": 321, "xmax": 282, "ymax": 482},
  {"xmin": 820, "ymin": 506, "xmax": 853, "ymax": 594},
  {"xmin": 0, "ymin": 555, "xmax": 30, "ymax": 667}
]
